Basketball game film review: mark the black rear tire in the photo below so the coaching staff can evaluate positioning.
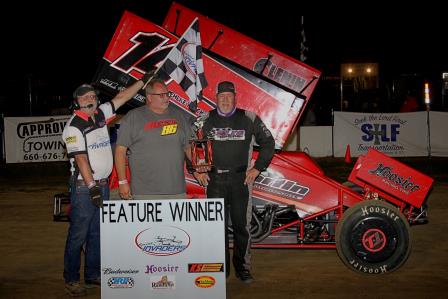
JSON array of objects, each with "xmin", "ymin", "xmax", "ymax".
[{"xmin": 336, "ymin": 200, "xmax": 411, "ymax": 274}]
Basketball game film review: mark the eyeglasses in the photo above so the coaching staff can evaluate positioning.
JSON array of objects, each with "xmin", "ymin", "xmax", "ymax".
[
  {"xmin": 148, "ymin": 92, "xmax": 171, "ymax": 97},
  {"xmin": 80, "ymin": 94, "xmax": 97, "ymax": 100}
]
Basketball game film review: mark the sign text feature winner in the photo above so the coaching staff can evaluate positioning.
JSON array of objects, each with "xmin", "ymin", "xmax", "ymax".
[{"xmin": 101, "ymin": 200, "xmax": 224, "ymax": 223}]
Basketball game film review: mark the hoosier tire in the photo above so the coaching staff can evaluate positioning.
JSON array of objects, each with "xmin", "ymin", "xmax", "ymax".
[{"xmin": 336, "ymin": 200, "xmax": 412, "ymax": 274}]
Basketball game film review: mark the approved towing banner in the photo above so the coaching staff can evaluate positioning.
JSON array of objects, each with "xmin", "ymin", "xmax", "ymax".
[{"xmin": 4, "ymin": 116, "xmax": 70, "ymax": 163}]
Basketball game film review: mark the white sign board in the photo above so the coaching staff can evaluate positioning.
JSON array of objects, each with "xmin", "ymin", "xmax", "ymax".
[
  {"xmin": 101, "ymin": 198, "xmax": 226, "ymax": 299},
  {"xmin": 4, "ymin": 116, "xmax": 70, "ymax": 163},
  {"xmin": 429, "ymin": 111, "xmax": 448, "ymax": 157},
  {"xmin": 333, "ymin": 111, "xmax": 428, "ymax": 157}
]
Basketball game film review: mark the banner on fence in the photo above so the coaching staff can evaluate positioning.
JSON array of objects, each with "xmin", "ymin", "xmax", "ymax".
[
  {"xmin": 333, "ymin": 112, "xmax": 428, "ymax": 157},
  {"xmin": 428, "ymin": 111, "xmax": 448, "ymax": 157},
  {"xmin": 4, "ymin": 116, "xmax": 70, "ymax": 163}
]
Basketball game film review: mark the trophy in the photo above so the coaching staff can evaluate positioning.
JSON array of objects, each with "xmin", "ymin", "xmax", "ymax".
[{"xmin": 190, "ymin": 112, "xmax": 213, "ymax": 172}]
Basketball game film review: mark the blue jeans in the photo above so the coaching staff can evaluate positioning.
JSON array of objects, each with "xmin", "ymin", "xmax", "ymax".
[{"xmin": 63, "ymin": 179, "xmax": 109, "ymax": 283}]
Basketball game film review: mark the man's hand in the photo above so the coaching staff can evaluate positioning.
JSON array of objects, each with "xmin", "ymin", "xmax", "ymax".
[
  {"xmin": 193, "ymin": 172, "xmax": 210, "ymax": 187},
  {"xmin": 118, "ymin": 183, "xmax": 133, "ymax": 200},
  {"xmin": 244, "ymin": 168, "xmax": 260, "ymax": 185},
  {"xmin": 88, "ymin": 184, "xmax": 103, "ymax": 208}
]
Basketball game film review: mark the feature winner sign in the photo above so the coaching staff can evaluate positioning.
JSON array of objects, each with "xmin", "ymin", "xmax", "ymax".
[
  {"xmin": 101, "ymin": 198, "xmax": 226, "ymax": 299},
  {"xmin": 4, "ymin": 116, "xmax": 70, "ymax": 163}
]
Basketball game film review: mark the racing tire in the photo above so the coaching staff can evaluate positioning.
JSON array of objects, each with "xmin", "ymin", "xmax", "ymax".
[{"xmin": 336, "ymin": 200, "xmax": 412, "ymax": 274}]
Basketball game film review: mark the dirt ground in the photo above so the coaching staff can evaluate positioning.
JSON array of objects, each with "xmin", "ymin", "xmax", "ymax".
[{"xmin": 1, "ymin": 159, "xmax": 447, "ymax": 299}]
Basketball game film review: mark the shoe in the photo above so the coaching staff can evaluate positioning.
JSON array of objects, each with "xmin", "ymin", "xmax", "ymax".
[
  {"xmin": 235, "ymin": 270, "xmax": 254, "ymax": 283},
  {"xmin": 65, "ymin": 281, "xmax": 87, "ymax": 297},
  {"xmin": 85, "ymin": 277, "xmax": 101, "ymax": 289}
]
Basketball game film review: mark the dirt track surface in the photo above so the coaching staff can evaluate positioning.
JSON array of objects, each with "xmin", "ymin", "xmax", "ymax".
[{"xmin": 1, "ymin": 159, "xmax": 447, "ymax": 299}]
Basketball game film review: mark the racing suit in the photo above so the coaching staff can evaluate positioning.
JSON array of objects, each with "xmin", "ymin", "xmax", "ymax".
[{"xmin": 202, "ymin": 108, "xmax": 275, "ymax": 275}]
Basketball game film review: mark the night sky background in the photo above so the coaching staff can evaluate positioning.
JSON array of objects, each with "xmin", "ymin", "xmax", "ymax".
[{"xmin": 1, "ymin": 0, "xmax": 447, "ymax": 116}]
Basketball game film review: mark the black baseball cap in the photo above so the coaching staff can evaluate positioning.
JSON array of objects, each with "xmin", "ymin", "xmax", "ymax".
[{"xmin": 216, "ymin": 81, "xmax": 236, "ymax": 94}]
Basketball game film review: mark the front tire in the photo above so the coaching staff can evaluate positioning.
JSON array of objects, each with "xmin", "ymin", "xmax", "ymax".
[{"xmin": 336, "ymin": 200, "xmax": 411, "ymax": 274}]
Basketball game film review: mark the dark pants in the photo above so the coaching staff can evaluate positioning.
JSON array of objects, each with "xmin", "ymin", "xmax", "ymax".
[{"xmin": 207, "ymin": 172, "xmax": 252, "ymax": 275}]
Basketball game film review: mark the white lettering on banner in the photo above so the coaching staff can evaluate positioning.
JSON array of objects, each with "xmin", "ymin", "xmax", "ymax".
[{"xmin": 254, "ymin": 174, "xmax": 310, "ymax": 200}]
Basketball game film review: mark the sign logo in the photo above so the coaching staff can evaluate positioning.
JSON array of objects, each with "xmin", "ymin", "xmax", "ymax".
[
  {"xmin": 368, "ymin": 163, "xmax": 421, "ymax": 194},
  {"xmin": 151, "ymin": 275, "xmax": 175, "ymax": 290},
  {"xmin": 17, "ymin": 118, "xmax": 67, "ymax": 138},
  {"xmin": 194, "ymin": 276, "xmax": 216, "ymax": 288},
  {"xmin": 361, "ymin": 123, "xmax": 400, "ymax": 145},
  {"xmin": 135, "ymin": 226, "xmax": 190, "ymax": 256},
  {"xmin": 188, "ymin": 263, "xmax": 224, "ymax": 273},
  {"xmin": 107, "ymin": 277, "xmax": 134, "ymax": 288},
  {"xmin": 362, "ymin": 229, "xmax": 386, "ymax": 253},
  {"xmin": 210, "ymin": 127, "xmax": 245, "ymax": 141},
  {"xmin": 254, "ymin": 173, "xmax": 310, "ymax": 200},
  {"xmin": 103, "ymin": 268, "xmax": 139, "ymax": 275},
  {"xmin": 145, "ymin": 264, "xmax": 180, "ymax": 274},
  {"xmin": 65, "ymin": 136, "xmax": 77, "ymax": 144}
]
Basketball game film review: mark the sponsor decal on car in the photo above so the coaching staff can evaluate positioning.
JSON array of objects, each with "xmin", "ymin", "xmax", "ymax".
[
  {"xmin": 368, "ymin": 163, "xmax": 421, "ymax": 194},
  {"xmin": 254, "ymin": 173, "xmax": 310, "ymax": 200}
]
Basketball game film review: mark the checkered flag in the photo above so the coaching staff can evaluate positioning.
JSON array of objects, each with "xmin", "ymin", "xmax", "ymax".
[{"xmin": 156, "ymin": 17, "xmax": 208, "ymax": 112}]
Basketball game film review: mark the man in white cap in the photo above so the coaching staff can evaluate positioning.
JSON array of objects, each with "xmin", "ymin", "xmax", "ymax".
[{"xmin": 62, "ymin": 74, "xmax": 150, "ymax": 296}]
